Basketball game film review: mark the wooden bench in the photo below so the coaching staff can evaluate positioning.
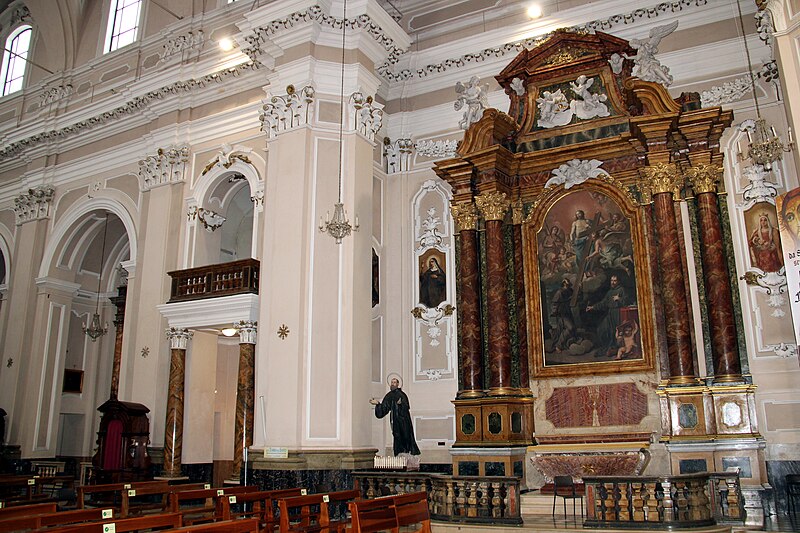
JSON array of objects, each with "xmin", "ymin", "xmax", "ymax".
[
  {"xmin": 348, "ymin": 492, "xmax": 430, "ymax": 533},
  {"xmin": 40, "ymin": 512, "xmax": 183, "ymax": 532},
  {"xmin": 0, "ymin": 507, "xmax": 115, "ymax": 532},
  {"xmin": 0, "ymin": 503, "xmax": 56, "ymax": 519},
  {"xmin": 77, "ymin": 480, "xmax": 169, "ymax": 509},
  {"xmin": 217, "ymin": 488, "xmax": 304, "ymax": 530},
  {"xmin": 168, "ymin": 485, "xmax": 260, "ymax": 524},
  {"xmin": 120, "ymin": 482, "xmax": 209, "ymax": 517},
  {"xmin": 166, "ymin": 517, "xmax": 260, "ymax": 532},
  {"xmin": 278, "ymin": 489, "xmax": 361, "ymax": 533}
]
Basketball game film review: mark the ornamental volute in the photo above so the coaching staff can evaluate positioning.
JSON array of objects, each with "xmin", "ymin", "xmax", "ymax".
[
  {"xmin": 451, "ymin": 202, "xmax": 479, "ymax": 231},
  {"xmin": 475, "ymin": 191, "xmax": 510, "ymax": 221},
  {"xmin": 686, "ymin": 163, "xmax": 723, "ymax": 195}
]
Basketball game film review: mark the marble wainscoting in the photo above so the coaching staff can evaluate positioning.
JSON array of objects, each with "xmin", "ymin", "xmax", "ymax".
[
  {"xmin": 767, "ymin": 460, "xmax": 800, "ymax": 515},
  {"xmin": 529, "ymin": 443, "xmax": 651, "ymax": 487},
  {"xmin": 248, "ymin": 448, "xmax": 376, "ymax": 493},
  {"xmin": 182, "ymin": 463, "xmax": 213, "ymax": 484}
]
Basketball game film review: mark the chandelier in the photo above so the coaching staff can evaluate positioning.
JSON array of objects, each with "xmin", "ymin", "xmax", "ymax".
[
  {"xmin": 319, "ymin": 0, "xmax": 359, "ymax": 244},
  {"xmin": 83, "ymin": 214, "xmax": 109, "ymax": 341},
  {"xmin": 737, "ymin": 0, "xmax": 792, "ymax": 170}
]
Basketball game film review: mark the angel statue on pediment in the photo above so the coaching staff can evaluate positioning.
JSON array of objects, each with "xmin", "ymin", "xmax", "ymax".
[
  {"xmin": 536, "ymin": 89, "xmax": 573, "ymax": 129},
  {"xmin": 625, "ymin": 20, "xmax": 679, "ymax": 87},
  {"xmin": 454, "ymin": 76, "xmax": 489, "ymax": 130}
]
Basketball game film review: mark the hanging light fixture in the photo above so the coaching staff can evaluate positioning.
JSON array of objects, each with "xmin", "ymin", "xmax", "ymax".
[
  {"xmin": 737, "ymin": 0, "xmax": 793, "ymax": 170},
  {"xmin": 319, "ymin": 0, "xmax": 359, "ymax": 244},
  {"xmin": 83, "ymin": 214, "xmax": 109, "ymax": 341}
]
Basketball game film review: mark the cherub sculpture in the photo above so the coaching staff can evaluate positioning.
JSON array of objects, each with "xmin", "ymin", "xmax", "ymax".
[
  {"xmin": 455, "ymin": 76, "xmax": 489, "ymax": 130},
  {"xmin": 625, "ymin": 20, "xmax": 679, "ymax": 87},
  {"xmin": 569, "ymin": 75, "xmax": 609, "ymax": 120}
]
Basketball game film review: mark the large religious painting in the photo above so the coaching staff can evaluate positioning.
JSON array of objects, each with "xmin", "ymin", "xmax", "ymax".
[{"xmin": 525, "ymin": 180, "xmax": 655, "ymax": 378}]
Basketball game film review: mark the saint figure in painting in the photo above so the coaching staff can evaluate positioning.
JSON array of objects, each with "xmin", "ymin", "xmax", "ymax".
[
  {"xmin": 749, "ymin": 212, "xmax": 783, "ymax": 272},
  {"xmin": 419, "ymin": 256, "xmax": 446, "ymax": 308},
  {"xmin": 586, "ymin": 275, "xmax": 629, "ymax": 356},
  {"xmin": 779, "ymin": 188, "xmax": 800, "ymax": 247}
]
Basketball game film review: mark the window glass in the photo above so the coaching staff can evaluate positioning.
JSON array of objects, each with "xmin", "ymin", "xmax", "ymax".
[
  {"xmin": 106, "ymin": 0, "xmax": 142, "ymax": 53},
  {"xmin": 1, "ymin": 26, "xmax": 32, "ymax": 96}
]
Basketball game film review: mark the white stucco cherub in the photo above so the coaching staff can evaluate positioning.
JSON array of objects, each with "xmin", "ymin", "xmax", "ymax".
[
  {"xmin": 569, "ymin": 75, "xmax": 610, "ymax": 120},
  {"xmin": 536, "ymin": 89, "xmax": 573, "ymax": 128},
  {"xmin": 454, "ymin": 76, "xmax": 489, "ymax": 130}
]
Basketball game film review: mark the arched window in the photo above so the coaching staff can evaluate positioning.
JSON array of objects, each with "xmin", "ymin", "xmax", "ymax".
[
  {"xmin": 104, "ymin": 0, "xmax": 142, "ymax": 53},
  {"xmin": 0, "ymin": 25, "xmax": 31, "ymax": 96}
]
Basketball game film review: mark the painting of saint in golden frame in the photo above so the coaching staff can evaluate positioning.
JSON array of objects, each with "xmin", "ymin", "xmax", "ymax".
[{"xmin": 524, "ymin": 180, "xmax": 655, "ymax": 378}]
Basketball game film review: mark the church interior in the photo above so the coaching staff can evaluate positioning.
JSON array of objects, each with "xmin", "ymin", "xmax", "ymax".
[{"xmin": 0, "ymin": 0, "xmax": 799, "ymax": 531}]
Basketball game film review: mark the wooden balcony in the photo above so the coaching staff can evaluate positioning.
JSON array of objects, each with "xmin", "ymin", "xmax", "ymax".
[{"xmin": 167, "ymin": 258, "xmax": 259, "ymax": 303}]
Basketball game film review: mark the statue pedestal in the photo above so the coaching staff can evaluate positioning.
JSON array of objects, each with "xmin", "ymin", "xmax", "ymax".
[{"xmin": 450, "ymin": 446, "xmax": 528, "ymax": 485}]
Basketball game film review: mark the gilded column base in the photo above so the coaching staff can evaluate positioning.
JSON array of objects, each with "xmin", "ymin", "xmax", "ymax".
[
  {"xmin": 667, "ymin": 376, "xmax": 703, "ymax": 386},
  {"xmin": 488, "ymin": 386, "xmax": 527, "ymax": 397},
  {"xmin": 712, "ymin": 374, "xmax": 743, "ymax": 384},
  {"xmin": 457, "ymin": 389, "xmax": 486, "ymax": 399}
]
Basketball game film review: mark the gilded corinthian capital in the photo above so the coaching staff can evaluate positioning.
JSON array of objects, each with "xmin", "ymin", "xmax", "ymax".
[
  {"xmin": 475, "ymin": 192, "xmax": 509, "ymax": 221},
  {"xmin": 451, "ymin": 202, "xmax": 479, "ymax": 231},
  {"xmin": 511, "ymin": 199, "xmax": 526, "ymax": 225},
  {"xmin": 640, "ymin": 163, "xmax": 682, "ymax": 197},
  {"xmin": 686, "ymin": 163, "xmax": 723, "ymax": 194}
]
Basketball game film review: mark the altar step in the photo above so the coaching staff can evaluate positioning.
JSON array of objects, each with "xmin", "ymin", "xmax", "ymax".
[{"xmin": 521, "ymin": 490, "xmax": 582, "ymax": 517}]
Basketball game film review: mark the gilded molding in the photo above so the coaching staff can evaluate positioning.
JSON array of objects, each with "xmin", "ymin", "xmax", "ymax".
[
  {"xmin": 511, "ymin": 199, "xmax": 525, "ymax": 225},
  {"xmin": 686, "ymin": 163, "xmax": 722, "ymax": 194},
  {"xmin": 475, "ymin": 192, "xmax": 509, "ymax": 221},
  {"xmin": 640, "ymin": 163, "xmax": 682, "ymax": 197},
  {"xmin": 451, "ymin": 202, "xmax": 479, "ymax": 231}
]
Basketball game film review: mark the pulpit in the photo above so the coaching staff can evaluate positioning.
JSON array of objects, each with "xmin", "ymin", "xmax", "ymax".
[{"xmin": 91, "ymin": 399, "xmax": 152, "ymax": 483}]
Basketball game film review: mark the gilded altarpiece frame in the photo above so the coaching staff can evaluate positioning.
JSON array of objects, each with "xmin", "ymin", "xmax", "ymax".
[{"xmin": 524, "ymin": 178, "xmax": 655, "ymax": 378}]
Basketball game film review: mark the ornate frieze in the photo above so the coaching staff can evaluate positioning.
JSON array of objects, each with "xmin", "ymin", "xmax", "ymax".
[
  {"xmin": 475, "ymin": 192, "xmax": 509, "ymax": 221},
  {"xmin": 383, "ymin": 137, "xmax": 412, "ymax": 173},
  {"xmin": 686, "ymin": 163, "xmax": 723, "ymax": 194},
  {"xmin": 451, "ymin": 202, "xmax": 478, "ymax": 231},
  {"xmin": 236, "ymin": 320, "xmax": 258, "ymax": 344},
  {"xmin": 455, "ymin": 77, "xmax": 489, "ymax": 130},
  {"xmin": 0, "ymin": 62, "xmax": 260, "ymax": 162},
  {"xmin": 13, "ymin": 185, "xmax": 54, "ymax": 226},
  {"xmin": 187, "ymin": 206, "xmax": 226, "ymax": 232},
  {"xmin": 544, "ymin": 159, "xmax": 607, "ymax": 190},
  {"xmin": 40, "ymin": 84, "xmax": 74, "ymax": 106},
  {"xmin": 259, "ymin": 85, "xmax": 315, "ymax": 138},
  {"xmin": 139, "ymin": 146, "xmax": 190, "ymax": 191},
  {"xmin": 351, "ymin": 91, "xmax": 383, "ymax": 142},
  {"xmin": 201, "ymin": 143, "xmax": 254, "ymax": 175},
  {"xmin": 166, "ymin": 327, "xmax": 192, "ymax": 350},
  {"xmin": 160, "ymin": 30, "xmax": 204, "ymax": 61},
  {"xmin": 415, "ymin": 139, "xmax": 458, "ymax": 160}
]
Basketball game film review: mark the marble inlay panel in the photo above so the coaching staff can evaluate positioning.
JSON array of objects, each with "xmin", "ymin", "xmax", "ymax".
[{"xmin": 545, "ymin": 383, "xmax": 647, "ymax": 428}]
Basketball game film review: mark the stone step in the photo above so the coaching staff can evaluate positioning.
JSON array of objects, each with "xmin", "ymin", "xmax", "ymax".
[{"xmin": 521, "ymin": 490, "xmax": 585, "ymax": 517}]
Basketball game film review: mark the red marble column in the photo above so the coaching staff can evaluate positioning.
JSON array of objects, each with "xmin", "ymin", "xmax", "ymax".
[
  {"xmin": 163, "ymin": 327, "xmax": 191, "ymax": 478},
  {"xmin": 475, "ymin": 192, "xmax": 513, "ymax": 395},
  {"xmin": 230, "ymin": 321, "xmax": 257, "ymax": 483},
  {"xmin": 643, "ymin": 164, "xmax": 697, "ymax": 383},
  {"xmin": 688, "ymin": 165, "xmax": 741, "ymax": 382},
  {"xmin": 511, "ymin": 201, "xmax": 530, "ymax": 390},
  {"xmin": 109, "ymin": 284, "xmax": 127, "ymax": 400},
  {"xmin": 452, "ymin": 202, "xmax": 483, "ymax": 398}
]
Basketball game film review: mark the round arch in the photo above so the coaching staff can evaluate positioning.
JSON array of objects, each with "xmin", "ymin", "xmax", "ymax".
[
  {"xmin": 38, "ymin": 197, "xmax": 138, "ymax": 280},
  {"xmin": 192, "ymin": 159, "xmax": 263, "ymax": 208}
]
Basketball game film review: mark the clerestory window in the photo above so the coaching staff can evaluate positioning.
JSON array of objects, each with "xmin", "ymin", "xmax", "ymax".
[
  {"xmin": 0, "ymin": 25, "xmax": 32, "ymax": 96},
  {"xmin": 104, "ymin": 0, "xmax": 142, "ymax": 53}
]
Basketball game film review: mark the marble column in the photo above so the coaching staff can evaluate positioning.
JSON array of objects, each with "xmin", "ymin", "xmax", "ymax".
[
  {"xmin": 230, "ymin": 321, "xmax": 257, "ymax": 482},
  {"xmin": 687, "ymin": 164, "xmax": 741, "ymax": 382},
  {"xmin": 109, "ymin": 284, "xmax": 127, "ymax": 400},
  {"xmin": 641, "ymin": 164, "xmax": 697, "ymax": 383},
  {"xmin": 452, "ymin": 202, "xmax": 484, "ymax": 398},
  {"xmin": 475, "ymin": 192, "xmax": 513, "ymax": 395},
  {"xmin": 511, "ymin": 200, "xmax": 530, "ymax": 391},
  {"xmin": 163, "ymin": 327, "xmax": 192, "ymax": 478}
]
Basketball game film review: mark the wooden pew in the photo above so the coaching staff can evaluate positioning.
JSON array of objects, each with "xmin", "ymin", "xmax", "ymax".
[
  {"xmin": 77, "ymin": 480, "xmax": 169, "ymax": 509},
  {"xmin": 0, "ymin": 507, "xmax": 114, "ymax": 532},
  {"xmin": 120, "ymin": 482, "xmax": 208, "ymax": 517},
  {"xmin": 0, "ymin": 503, "xmax": 56, "ymax": 520},
  {"xmin": 40, "ymin": 512, "xmax": 183, "ymax": 532},
  {"xmin": 166, "ymin": 518, "xmax": 260, "ymax": 532},
  {"xmin": 348, "ymin": 492, "xmax": 430, "ymax": 533},
  {"xmin": 278, "ymin": 489, "xmax": 360, "ymax": 533},
  {"xmin": 217, "ymin": 488, "xmax": 304, "ymax": 530},
  {"xmin": 169, "ymin": 485, "xmax": 260, "ymax": 524}
]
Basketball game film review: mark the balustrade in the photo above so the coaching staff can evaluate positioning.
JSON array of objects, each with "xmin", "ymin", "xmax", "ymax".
[
  {"xmin": 584, "ymin": 472, "xmax": 745, "ymax": 529},
  {"xmin": 167, "ymin": 258, "xmax": 259, "ymax": 302},
  {"xmin": 352, "ymin": 471, "xmax": 521, "ymax": 525}
]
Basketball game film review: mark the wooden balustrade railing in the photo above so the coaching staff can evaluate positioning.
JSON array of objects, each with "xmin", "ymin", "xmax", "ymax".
[
  {"xmin": 167, "ymin": 258, "xmax": 259, "ymax": 302},
  {"xmin": 352, "ymin": 471, "xmax": 521, "ymax": 525},
  {"xmin": 583, "ymin": 472, "xmax": 745, "ymax": 529}
]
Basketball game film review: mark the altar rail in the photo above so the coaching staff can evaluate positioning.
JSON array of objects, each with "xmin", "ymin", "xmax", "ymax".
[
  {"xmin": 167, "ymin": 258, "xmax": 259, "ymax": 302},
  {"xmin": 352, "ymin": 471, "xmax": 521, "ymax": 525},
  {"xmin": 583, "ymin": 472, "xmax": 745, "ymax": 529}
]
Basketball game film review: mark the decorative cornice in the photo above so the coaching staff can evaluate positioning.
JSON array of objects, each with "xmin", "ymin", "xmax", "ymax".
[
  {"xmin": 639, "ymin": 163, "xmax": 682, "ymax": 198},
  {"xmin": 166, "ymin": 327, "xmax": 193, "ymax": 350},
  {"xmin": 475, "ymin": 191, "xmax": 509, "ymax": 221},
  {"xmin": 351, "ymin": 91, "xmax": 383, "ymax": 143},
  {"xmin": 0, "ymin": 62, "xmax": 260, "ymax": 162},
  {"xmin": 139, "ymin": 146, "xmax": 190, "ymax": 191},
  {"xmin": 160, "ymin": 30, "xmax": 205, "ymax": 61},
  {"xmin": 450, "ymin": 202, "xmax": 478, "ymax": 232},
  {"xmin": 415, "ymin": 139, "xmax": 458, "ymax": 160},
  {"xmin": 685, "ymin": 163, "xmax": 722, "ymax": 194},
  {"xmin": 236, "ymin": 320, "xmax": 258, "ymax": 345},
  {"xmin": 14, "ymin": 185, "xmax": 54, "ymax": 226},
  {"xmin": 259, "ymin": 84, "xmax": 315, "ymax": 138},
  {"xmin": 383, "ymin": 137, "xmax": 413, "ymax": 173}
]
